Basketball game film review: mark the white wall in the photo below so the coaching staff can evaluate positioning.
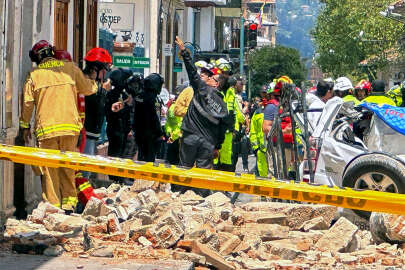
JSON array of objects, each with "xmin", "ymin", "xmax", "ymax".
[
  {"xmin": 185, "ymin": 7, "xmax": 194, "ymax": 43},
  {"xmin": 199, "ymin": 7, "xmax": 215, "ymax": 51},
  {"xmin": 32, "ymin": 0, "xmax": 53, "ymax": 43}
]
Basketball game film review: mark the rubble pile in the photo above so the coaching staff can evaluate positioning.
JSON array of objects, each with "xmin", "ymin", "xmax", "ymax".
[{"xmin": 3, "ymin": 180, "xmax": 405, "ymax": 269}]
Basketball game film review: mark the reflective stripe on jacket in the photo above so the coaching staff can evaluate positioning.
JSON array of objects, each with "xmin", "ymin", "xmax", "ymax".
[
  {"xmin": 20, "ymin": 58, "xmax": 97, "ymax": 140},
  {"xmin": 343, "ymin": 94, "xmax": 360, "ymax": 106}
]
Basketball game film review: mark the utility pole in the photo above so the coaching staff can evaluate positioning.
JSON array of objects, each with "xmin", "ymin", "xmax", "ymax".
[
  {"xmin": 239, "ymin": 15, "xmax": 244, "ymax": 75},
  {"xmin": 248, "ymin": 64, "xmax": 252, "ymax": 100}
]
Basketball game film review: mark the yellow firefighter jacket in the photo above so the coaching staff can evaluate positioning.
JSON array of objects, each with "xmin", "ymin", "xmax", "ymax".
[{"xmin": 20, "ymin": 58, "xmax": 97, "ymax": 140}]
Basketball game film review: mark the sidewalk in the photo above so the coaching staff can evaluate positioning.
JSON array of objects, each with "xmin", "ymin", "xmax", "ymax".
[{"xmin": 0, "ymin": 252, "xmax": 193, "ymax": 270}]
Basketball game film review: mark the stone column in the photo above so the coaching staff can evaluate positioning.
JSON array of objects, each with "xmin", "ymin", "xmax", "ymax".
[
  {"xmin": 0, "ymin": 129, "xmax": 18, "ymax": 224},
  {"xmin": 149, "ymin": 0, "xmax": 159, "ymax": 73},
  {"xmin": 0, "ymin": 0, "xmax": 27, "ymax": 224}
]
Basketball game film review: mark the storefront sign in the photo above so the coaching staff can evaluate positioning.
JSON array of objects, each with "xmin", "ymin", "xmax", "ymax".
[
  {"xmin": 113, "ymin": 56, "xmax": 133, "ymax": 67},
  {"xmin": 99, "ymin": 3, "xmax": 135, "ymax": 31},
  {"xmin": 133, "ymin": 57, "xmax": 150, "ymax": 68},
  {"xmin": 163, "ymin": 44, "xmax": 173, "ymax": 56},
  {"xmin": 173, "ymin": 63, "xmax": 183, "ymax": 72},
  {"xmin": 113, "ymin": 56, "xmax": 150, "ymax": 69}
]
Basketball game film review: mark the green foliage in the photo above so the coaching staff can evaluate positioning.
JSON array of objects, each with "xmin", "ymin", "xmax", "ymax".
[
  {"xmin": 248, "ymin": 45, "xmax": 307, "ymax": 95},
  {"xmin": 313, "ymin": 0, "xmax": 405, "ymax": 77}
]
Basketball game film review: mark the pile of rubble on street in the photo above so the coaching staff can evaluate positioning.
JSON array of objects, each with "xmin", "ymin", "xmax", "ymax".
[{"xmin": 2, "ymin": 180, "xmax": 405, "ymax": 270}]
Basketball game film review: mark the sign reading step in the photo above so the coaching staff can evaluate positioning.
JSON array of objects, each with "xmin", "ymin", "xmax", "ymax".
[{"xmin": 113, "ymin": 56, "xmax": 150, "ymax": 68}]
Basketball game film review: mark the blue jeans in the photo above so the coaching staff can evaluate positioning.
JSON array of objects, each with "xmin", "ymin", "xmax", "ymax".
[
  {"xmin": 82, "ymin": 137, "xmax": 97, "ymax": 178},
  {"xmin": 98, "ymin": 118, "xmax": 107, "ymax": 145}
]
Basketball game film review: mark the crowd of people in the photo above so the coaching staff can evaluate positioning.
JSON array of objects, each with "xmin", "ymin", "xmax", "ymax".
[{"xmin": 19, "ymin": 37, "xmax": 405, "ymax": 213}]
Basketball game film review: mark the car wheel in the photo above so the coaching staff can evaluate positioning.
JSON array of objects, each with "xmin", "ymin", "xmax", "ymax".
[{"xmin": 342, "ymin": 154, "xmax": 405, "ymax": 219}]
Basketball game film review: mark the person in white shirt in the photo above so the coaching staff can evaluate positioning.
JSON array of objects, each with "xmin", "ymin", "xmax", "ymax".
[{"xmin": 306, "ymin": 80, "xmax": 334, "ymax": 131}]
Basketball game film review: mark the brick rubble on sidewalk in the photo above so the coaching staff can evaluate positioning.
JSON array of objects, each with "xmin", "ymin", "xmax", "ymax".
[{"xmin": 3, "ymin": 181, "xmax": 405, "ymax": 269}]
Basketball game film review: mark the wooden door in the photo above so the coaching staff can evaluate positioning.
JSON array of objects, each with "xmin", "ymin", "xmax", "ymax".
[
  {"xmin": 86, "ymin": 0, "xmax": 98, "ymax": 53},
  {"xmin": 54, "ymin": 0, "xmax": 70, "ymax": 51},
  {"xmin": 73, "ymin": 0, "xmax": 85, "ymax": 65}
]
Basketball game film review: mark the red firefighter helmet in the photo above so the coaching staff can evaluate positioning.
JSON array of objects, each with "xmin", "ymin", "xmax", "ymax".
[
  {"xmin": 84, "ymin": 48, "xmax": 112, "ymax": 64},
  {"xmin": 54, "ymin": 50, "xmax": 72, "ymax": 62},
  {"xmin": 30, "ymin": 40, "xmax": 53, "ymax": 54},
  {"xmin": 355, "ymin": 80, "xmax": 371, "ymax": 93},
  {"xmin": 84, "ymin": 48, "xmax": 112, "ymax": 71},
  {"xmin": 29, "ymin": 40, "xmax": 55, "ymax": 64}
]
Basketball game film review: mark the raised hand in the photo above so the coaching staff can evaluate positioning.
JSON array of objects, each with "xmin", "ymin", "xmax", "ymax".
[{"xmin": 175, "ymin": 36, "xmax": 186, "ymax": 51}]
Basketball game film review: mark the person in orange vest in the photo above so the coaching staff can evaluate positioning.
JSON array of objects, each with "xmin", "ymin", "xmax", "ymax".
[{"xmin": 20, "ymin": 41, "xmax": 109, "ymax": 213}]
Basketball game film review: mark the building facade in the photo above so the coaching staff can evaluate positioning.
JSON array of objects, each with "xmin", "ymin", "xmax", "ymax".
[
  {"xmin": 0, "ymin": 0, "xmax": 101, "ymax": 224},
  {"xmin": 0, "ymin": 0, "xmax": 228, "ymax": 224}
]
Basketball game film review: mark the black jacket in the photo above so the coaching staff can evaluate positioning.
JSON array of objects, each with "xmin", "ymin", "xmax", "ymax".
[
  {"xmin": 84, "ymin": 86, "xmax": 107, "ymax": 139},
  {"xmin": 105, "ymin": 87, "xmax": 132, "ymax": 134},
  {"xmin": 180, "ymin": 49, "xmax": 228, "ymax": 149},
  {"xmin": 133, "ymin": 88, "xmax": 163, "ymax": 142}
]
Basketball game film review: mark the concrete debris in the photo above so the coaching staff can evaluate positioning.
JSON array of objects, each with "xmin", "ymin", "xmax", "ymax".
[
  {"xmin": 82, "ymin": 197, "xmax": 104, "ymax": 217},
  {"xmin": 370, "ymin": 212, "xmax": 405, "ymax": 244},
  {"xmin": 315, "ymin": 217, "xmax": 358, "ymax": 253},
  {"xmin": 138, "ymin": 236, "xmax": 153, "ymax": 247},
  {"xmin": 93, "ymin": 187, "xmax": 107, "ymax": 198},
  {"xmin": 298, "ymin": 216, "xmax": 329, "ymax": 232},
  {"xmin": 43, "ymin": 245, "xmax": 64, "ymax": 257},
  {"xmin": 204, "ymin": 192, "xmax": 230, "ymax": 207},
  {"xmin": 3, "ymin": 180, "xmax": 405, "ymax": 269},
  {"xmin": 27, "ymin": 202, "xmax": 64, "ymax": 224},
  {"xmin": 43, "ymin": 213, "xmax": 88, "ymax": 232},
  {"xmin": 138, "ymin": 189, "xmax": 159, "ymax": 206},
  {"xmin": 90, "ymin": 246, "xmax": 114, "ymax": 258},
  {"xmin": 107, "ymin": 213, "xmax": 122, "ymax": 233}
]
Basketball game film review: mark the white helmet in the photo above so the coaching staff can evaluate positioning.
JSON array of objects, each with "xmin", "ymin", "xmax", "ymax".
[
  {"xmin": 216, "ymin": 58, "xmax": 231, "ymax": 72},
  {"xmin": 194, "ymin": 60, "xmax": 208, "ymax": 69},
  {"xmin": 334, "ymin": 77, "xmax": 353, "ymax": 92}
]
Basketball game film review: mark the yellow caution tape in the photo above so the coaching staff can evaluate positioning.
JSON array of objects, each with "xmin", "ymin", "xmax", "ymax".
[{"xmin": 1, "ymin": 144, "xmax": 405, "ymax": 215}]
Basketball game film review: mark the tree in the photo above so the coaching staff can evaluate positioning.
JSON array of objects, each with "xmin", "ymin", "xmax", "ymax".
[
  {"xmin": 248, "ymin": 45, "xmax": 307, "ymax": 95},
  {"xmin": 313, "ymin": 0, "xmax": 405, "ymax": 77}
]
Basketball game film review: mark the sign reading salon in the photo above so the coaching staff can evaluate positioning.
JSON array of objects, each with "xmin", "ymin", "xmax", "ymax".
[{"xmin": 98, "ymin": 3, "xmax": 135, "ymax": 31}]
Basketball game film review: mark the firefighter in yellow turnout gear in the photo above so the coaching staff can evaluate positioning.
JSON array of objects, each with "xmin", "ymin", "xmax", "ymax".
[
  {"xmin": 250, "ymin": 106, "xmax": 268, "ymax": 177},
  {"xmin": 20, "ymin": 41, "xmax": 104, "ymax": 211},
  {"xmin": 362, "ymin": 80, "xmax": 396, "ymax": 106},
  {"xmin": 215, "ymin": 79, "xmax": 245, "ymax": 172}
]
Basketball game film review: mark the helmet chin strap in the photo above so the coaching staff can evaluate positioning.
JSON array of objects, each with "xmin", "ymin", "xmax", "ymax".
[{"xmin": 95, "ymin": 68, "xmax": 104, "ymax": 82}]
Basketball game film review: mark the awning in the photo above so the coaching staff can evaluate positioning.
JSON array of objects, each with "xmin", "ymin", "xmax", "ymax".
[
  {"xmin": 184, "ymin": 0, "xmax": 226, "ymax": 8},
  {"xmin": 215, "ymin": 8, "xmax": 241, "ymax": 18}
]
